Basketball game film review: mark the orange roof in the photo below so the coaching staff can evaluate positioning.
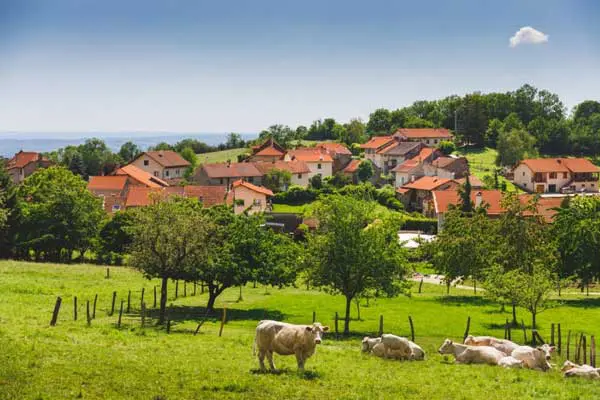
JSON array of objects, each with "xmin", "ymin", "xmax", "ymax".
[
  {"xmin": 391, "ymin": 159, "xmax": 421, "ymax": 173},
  {"xmin": 125, "ymin": 187, "xmax": 164, "ymax": 207},
  {"xmin": 360, "ymin": 136, "xmax": 394, "ymax": 149},
  {"xmin": 232, "ymin": 180, "xmax": 274, "ymax": 196},
  {"xmin": 432, "ymin": 190, "xmax": 505, "ymax": 215},
  {"xmin": 560, "ymin": 158, "xmax": 600, "ymax": 173},
  {"xmin": 287, "ymin": 149, "xmax": 333, "ymax": 163},
  {"xmin": 253, "ymin": 146, "xmax": 286, "ymax": 157},
  {"xmin": 6, "ymin": 151, "xmax": 48, "ymax": 169},
  {"xmin": 401, "ymin": 176, "xmax": 456, "ymax": 191},
  {"xmin": 88, "ymin": 176, "xmax": 128, "ymax": 191},
  {"xmin": 183, "ymin": 185, "xmax": 230, "ymax": 207},
  {"xmin": 114, "ymin": 164, "xmax": 168, "ymax": 188},
  {"xmin": 415, "ymin": 147, "xmax": 436, "ymax": 161},
  {"xmin": 254, "ymin": 160, "xmax": 311, "ymax": 174},
  {"xmin": 394, "ymin": 128, "xmax": 453, "ymax": 139},
  {"xmin": 201, "ymin": 162, "xmax": 263, "ymax": 178},
  {"xmin": 316, "ymin": 142, "xmax": 352, "ymax": 155},
  {"xmin": 342, "ymin": 159, "xmax": 361, "ymax": 173},
  {"xmin": 520, "ymin": 159, "xmax": 570, "ymax": 173},
  {"xmin": 141, "ymin": 150, "xmax": 191, "ymax": 168},
  {"xmin": 520, "ymin": 195, "xmax": 564, "ymax": 223}
]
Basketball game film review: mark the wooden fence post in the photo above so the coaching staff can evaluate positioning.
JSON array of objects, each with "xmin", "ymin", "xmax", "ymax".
[
  {"xmin": 184, "ymin": 282, "xmax": 187, "ymax": 297},
  {"xmin": 126, "ymin": 290, "xmax": 131, "ymax": 313},
  {"xmin": 558, "ymin": 324, "xmax": 562, "ymax": 355},
  {"xmin": 378, "ymin": 315, "xmax": 384, "ymax": 337},
  {"xmin": 532, "ymin": 329, "xmax": 537, "ymax": 347},
  {"xmin": 141, "ymin": 302, "xmax": 146, "ymax": 328},
  {"xmin": 418, "ymin": 278, "xmax": 423, "ymax": 294},
  {"xmin": 110, "ymin": 291, "xmax": 117, "ymax": 316},
  {"xmin": 312, "ymin": 311, "xmax": 316, "ymax": 323},
  {"xmin": 175, "ymin": 281, "xmax": 179, "ymax": 299},
  {"xmin": 551, "ymin": 323, "xmax": 555, "ymax": 346},
  {"xmin": 106, "ymin": 267, "xmax": 110, "ymax": 279},
  {"xmin": 153, "ymin": 286, "xmax": 157, "ymax": 308},
  {"xmin": 567, "ymin": 330, "xmax": 571, "ymax": 360},
  {"xmin": 219, "ymin": 307, "xmax": 227, "ymax": 337},
  {"xmin": 583, "ymin": 335, "xmax": 588, "ymax": 365},
  {"xmin": 193, "ymin": 282, "xmax": 197, "ymax": 296},
  {"xmin": 50, "ymin": 296, "xmax": 62, "ymax": 326},
  {"xmin": 408, "ymin": 316, "xmax": 415, "ymax": 342},
  {"xmin": 140, "ymin": 288, "xmax": 145, "ymax": 310},
  {"xmin": 117, "ymin": 300, "xmax": 124, "ymax": 328},
  {"xmin": 73, "ymin": 296, "xmax": 78, "ymax": 321},
  {"xmin": 504, "ymin": 319, "xmax": 508, "ymax": 340},
  {"xmin": 591, "ymin": 335, "xmax": 596, "ymax": 368},
  {"xmin": 86, "ymin": 300, "xmax": 91, "ymax": 326},
  {"xmin": 576, "ymin": 333, "xmax": 583, "ymax": 364},
  {"xmin": 335, "ymin": 312, "xmax": 339, "ymax": 339},
  {"xmin": 463, "ymin": 316, "xmax": 471, "ymax": 342},
  {"xmin": 507, "ymin": 324, "xmax": 511, "ymax": 341},
  {"xmin": 166, "ymin": 318, "xmax": 171, "ymax": 334},
  {"xmin": 92, "ymin": 294, "xmax": 98, "ymax": 319},
  {"xmin": 521, "ymin": 320, "xmax": 527, "ymax": 344}
]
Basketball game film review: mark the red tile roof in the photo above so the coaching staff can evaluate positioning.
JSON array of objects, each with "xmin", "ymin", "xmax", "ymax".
[
  {"xmin": 251, "ymin": 138, "xmax": 286, "ymax": 157},
  {"xmin": 560, "ymin": 158, "xmax": 600, "ymax": 173},
  {"xmin": 142, "ymin": 151, "xmax": 191, "ymax": 168},
  {"xmin": 287, "ymin": 149, "xmax": 333, "ymax": 163},
  {"xmin": 232, "ymin": 180, "xmax": 274, "ymax": 196},
  {"xmin": 394, "ymin": 128, "xmax": 453, "ymax": 139},
  {"xmin": 360, "ymin": 136, "xmax": 394, "ymax": 149},
  {"xmin": 414, "ymin": 147, "xmax": 436, "ymax": 161},
  {"xmin": 88, "ymin": 176, "xmax": 128, "ymax": 191},
  {"xmin": 201, "ymin": 162, "xmax": 263, "ymax": 178},
  {"xmin": 432, "ymin": 190, "xmax": 505, "ymax": 215},
  {"xmin": 391, "ymin": 159, "xmax": 421, "ymax": 173},
  {"xmin": 316, "ymin": 142, "xmax": 352, "ymax": 155},
  {"xmin": 520, "ymin": 195, "xmax": 564, "ymax": 222},
  {"xmin": 6, "ymin": 151, "xmax": 48, "ymax": 169},
  {"xmin": 401, "ymin": 176, "xmax": 456, "ymax": 191},
  {"xmin": 114, "ymin": 164, "xmax": 168, "ymax": 188},
  {"xmin": 518, "ymin": 158, "xmax": 600, "ymax": 174},
  {"xmin": 254, "ymin": 160, "xmax": 311, "ymax": 174},
  {"xmin": 396, "ymin": 187, "xmax": 410, "ymax": 194},
  {"xmin": 342, "ymin": 159, "xmax": 361, "ymax": 173},
  {"xmin": 254, "ymin": 146, "xmax": 286, "ymax": 157},
  {"xmin": 183, "ymin": 185, "xmax": 230, "ymax": 206},
  {"xmin": 125, "ymin": 187, "xmax": 163, "ymax": 207}
]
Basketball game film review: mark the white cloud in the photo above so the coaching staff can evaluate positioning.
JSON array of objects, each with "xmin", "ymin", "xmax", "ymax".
[{"xmin": 509, "ymin": 26, "xmax": 549, "ymax": 48}]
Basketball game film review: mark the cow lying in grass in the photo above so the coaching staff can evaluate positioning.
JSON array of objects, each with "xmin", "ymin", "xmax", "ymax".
[
  {"xmin": 361, "ymin": 335, "xmax": 425, "ymax": 360},
  {"xmin": 464, "ymin": 335, "xmax": 519, "ymax": 356},
  {"xmin": 510, "ymin": 344, "xmax": 554, "ymax": 371},
  {"xmin": 561, "ymin": 360, "xmax": 600, "ymax": 379},
  {"xmin": 463, "ymin": 335, "xmax": 554, "ymax": 371},
  {"xmin": 438, "ymin": 339, "xmax": 505, "ymax": 365},
  {"xmin": 253, "ymin": 320, "xmax": 329, "ymax": 372}
]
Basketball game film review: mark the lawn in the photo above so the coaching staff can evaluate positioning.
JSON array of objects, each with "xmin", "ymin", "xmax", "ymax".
[
  {"xmin": 2, "ymin": 261, "xmax": 600, "ymax": 399},
  {"xmin": 455, "ymin": 147, "xmax": 520, "ymax": 191},
  {"xmin": 197, "ymin": 148, "xmax": 248, "ymax": 164}
]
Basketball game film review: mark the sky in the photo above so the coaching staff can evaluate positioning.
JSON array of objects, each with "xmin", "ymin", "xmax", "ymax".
[{"xmin": 0, "ymin": 0, "xmax": 598, "ymax": 135}]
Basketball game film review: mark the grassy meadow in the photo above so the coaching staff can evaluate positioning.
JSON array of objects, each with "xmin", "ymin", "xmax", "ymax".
[
  {"xmin": 456, "ymin": 147, "xmax": 520, "ymax": 191},
  {"xmin": 196, "ymin": 148, "xmax": 248, "ymax": 165},
  {"xmin": 2, "ymin": 261, "xmax": 600, "ymax": 399}
]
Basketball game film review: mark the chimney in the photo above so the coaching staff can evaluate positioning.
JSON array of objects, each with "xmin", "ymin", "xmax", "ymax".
[
  {"xmin": 475, "ymin": 192, "xmax": 483, "ymax": 208},
  {"xmin": 227, "ymin": 159, "xmax": 231, "ymax": 168},
  {"xmin": 411, "ymin": 175, "xmax": 415, "ymax": 182}
]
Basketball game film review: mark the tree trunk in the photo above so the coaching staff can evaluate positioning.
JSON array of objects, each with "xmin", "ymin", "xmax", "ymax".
[
  {"xmin": 206, "ymin": 285, "xmax": 222, "ymax": 313},
  {"xmin": 344, "ymin": 296, "xmax": 352, "ymax": 335},
  {"xmin": 446, "ymin": 280, "xmax": 450, "ymax": 295},
  {"xmin": 557, "ymin": 280, "xmax": 561, "ymax": 297},
  {"xmin": 473, "ymin": 279, "xmax": 477, "ymax": 294},
  {"xmin": 238, "ymin": 285, "xmax": 243, "ymax": 302},
  {"xmin": 355, "ymin": 298, "xmax": 361, "ymax": 321},
  {"xmin": 532, "ymin": 312, "xmax": 536, "ymax": 330},
  {"xmin": 512, "ymin": 301, "xmax": 517, "ymax": 326},
  {"xmin": 158, "ymin": 276, "xmax": 168, "ymax": 325}
]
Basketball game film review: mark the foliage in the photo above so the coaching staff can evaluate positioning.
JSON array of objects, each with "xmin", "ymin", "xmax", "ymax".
[
  {"xmin": 495, "ymin": 129, "xmax": 537, "ymax": 166},
  {"xmin": 95, "ymin": 211, "xmax": 136, "ymax": 265},
  {"xmin": 357, "ymin": 160, "xmax": 374, "ymax": 182},
  {"xmin": 118, "ymin": 141, "xmax": 141, "ymax": 163},
  {"xmin": 272, "ymin": 185, "xmax": 319, "ymax": 205},
  {"xmin": 262, "ymin": 169, "xmax": 292, "ymax": 193},
  {"xmin": 0, "ymin": 163, "xmax": 19, "ymax": 258},
  {"xmin": 437, "ymin": 141, "xmax": 456, "ymax": 156},
  {"xmin": 402, "ymin": 216, "xmax": 438, "ymax": 234},
  {"xmin": 16, "ymin": 167, "xmax": 103, "ymax": 263},
  {"xmin": 258, "ymin": 125, "xmax": 296, "ymax": 148},
  {"xmin": 306, "ymin": 195, "xmax": 408, "ymax": 334},
  {"xmin": 179, "ymin": 147, "xmax": 198, "ymax": 179},
  {"xmin": 309, "ymin": 174, "xmax": 323, "ymax": 189},
  {"xmin": 326, "ymin": 172, "xmax": 352, "ymax": 188},
  {"xmin": 341, "ymin": 119, "xmax": 367, "ymax": 145}
]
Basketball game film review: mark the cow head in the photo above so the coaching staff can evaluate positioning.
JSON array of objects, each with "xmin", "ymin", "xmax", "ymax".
[
  {"xmin": 361, "ymin": 336, "xmax": 371, "ymax": 352},
  {"xmin": 561, "ymin": 360, "xmax": 579, "ymax": 372},
  {"xmin": 306, "ymin": 323, "xmax": 329, "ymax": 344},
  {"xmin": 438, "ymin": 339, "xmax": 454, "ymax": 354},
  {"xmin": 537, "ymin": 344, "xmax": 556, "ymax": 361}
]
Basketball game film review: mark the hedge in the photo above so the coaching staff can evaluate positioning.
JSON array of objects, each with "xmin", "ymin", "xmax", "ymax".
[{"xmin": 402, "ymin": 216, "xmax": 438, "ymax": 234}]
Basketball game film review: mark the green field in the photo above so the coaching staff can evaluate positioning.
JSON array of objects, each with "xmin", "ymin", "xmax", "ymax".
[
  {"xmin": 197, "ymin": 148, "xmax": 248, "ymax": 164},
  {"xmin": 2, "ymin": 261, "xmax": 600, "ymax": 399},
  {"xmin": 455, "ymin": 147, "xmax": 520, "ymax": 191}
]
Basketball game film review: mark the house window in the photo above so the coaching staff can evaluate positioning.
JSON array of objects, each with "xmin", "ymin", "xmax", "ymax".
[
  {"xmin": 253, "ymin": 199, "xmax": 262, "ymax": 206},
  {"xmin": 298, "ymin": 174, "xmax": 302, "ymax": 179},
  {"xmin": 317, "ymin": 163, "xmax": 322, "ymax": 169},
  {"xmin": 426, "ymin": 140, "xmax": 430, "ymax": 144},
  {"xmin": 144, "ymin": 160, "xmax": 149, "ymax": 166},
  {"xmin": 522, "ymin": 172, "xmax": 525, "ymax": 176},
  {"xmin": 549, "ymin": 172, "xmax": 557, "ymax": 179},
  {"xmin": 219, "ymin": 178, "xmax": 224, "ymax": 185},
  {"xmin": 248, "ymin": 177, "xmax": 254, "ymax": 183},
  {"xmin": 165, "ymin": 170, "xmax": 170, "ymax": 177},
  {"xmin": 563, "ymin": 172, "xmax": 568, "ymax": 179},
  {"xmin": 112, "ymin": 205, "xmax": 121, "ymax": 212},
  {"xmin": 524, "ymin": 183, "xmax": 527, "ymax": 188},
  {"xmin": 175, "ymin": 169, "xmax": 180, "ymax": 175},
  {"xmin": 153, "ymin": 171, "xmax": 159, "ymax": 177}
]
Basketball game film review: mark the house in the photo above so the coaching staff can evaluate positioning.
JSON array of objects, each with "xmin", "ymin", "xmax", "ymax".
[
  {"xmin": 123, "ymin": 185, "xmax": 231, "ymax": 210},
  {"xmin": 391, "ymin": 147, "xmax": 440, "ymax": 187},
  {"xmin": 396, "ymin": 176, "xmax": 458, "ymax": 211},
  {"xmin": 430, "ymin": 189, "xmax": 505, "ymax": 229},
  {"xmin": 315, "ymin": 142, "xmax": 353, "ymax": 173},
  {"xmin": 248, "ymin": 138, "xmax": 286, "ymax": 162},
  {"xmin": 284, "ymin": 149, "xmax": 333, "ymax": 180},
  {"xmin": 254, "ymin": 160, "xmax": 311, "ymax": 188},
  {"xmin": 128, "ymin": 150, "xmax": 191, "ymax": 181},
  {"xmin": 113, "ymin": 164, "xmax": 169, "ymax": 188},
  {"xmin": 87, "ymin": 176, "xmax": 131, "ymax": 213},
  {"xmin": 512, "ymin": 158, "xmax": 600, "ymax": 193},
  {"xmin": 341, "ymin": 159, "xmax": 362, "ymax": 183},
  {"xmin": 360, "ymin": 135, "xmax": 394, "ymax": 169},
  {"xmin": 392, "ymin": 128, "xmax": 453, "ymax": 146},
  {"xmin": 194, "ymin": 161, "xmax": 264, "ymax": 187},
  {"xmin": 6, "ymin": 151, "xmax": 53, "ymax": 184},
  {"xmin": 360, "ymin": 136, "xmax": 423, "ymax": 173},
  {"xmin": 231, "ymin": 180, "xmax": 273, "ymax": 215},
  {"xmin": 423, "ymin": 156, "xmax": 469, "ymax": 179}
]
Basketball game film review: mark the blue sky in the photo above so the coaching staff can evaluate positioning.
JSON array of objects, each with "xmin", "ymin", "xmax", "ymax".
[{"xmin": 0, "ymin": 0, "xmax": 598, "ymax": 134}]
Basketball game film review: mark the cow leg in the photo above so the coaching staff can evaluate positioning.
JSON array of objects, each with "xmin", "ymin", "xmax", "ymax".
[
  {"xmin": 266, "ymin": 351, "xmax": 276, "ymax": 371},
  {"xmin": 258, "ymin": 349, "xmax": 267, "ymax": 372},
  {"xmin": 295, "ymin": 350, "xmax": 305, "ymax": 371}
]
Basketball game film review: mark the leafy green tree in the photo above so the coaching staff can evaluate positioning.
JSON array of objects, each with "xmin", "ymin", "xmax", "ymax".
[
  {"xmin": 150, "ymin": 142, "xmax": 174, "ymax": 151},
  {"xmin": 459, "ymin": 175, "xmax": 473, "ymax": 213},
  {"xmin": 96, "ymin": 211, "xmax": 136, "ymax": 265},
  {"xmin": 225, "ymin": 133, "xmax": 245, "ymax": 149},
  {"xmin": 485, "ymin": 119, "xmax": 504, "ymax": 147},
  {"xmin": 357, "ymin": 160, "xmax": 374, "ymax": 182},
  {"xmin": 327, "ymin": 172, "xmax": 352, "ymax": 188},
  {"xmin": 511, "ymin": 266, "xmax": 556, "ymax": 329},
  {"xmin": 437, "ymin": 141, "xmax": 456, "ymax": 156},
  {"xmin": 0, "ymin": 164, "xmax": 19, "ymax": 259},
  {"xmin": 68, "ymin": 151, "xmax": 86, "ymax": 177},
  {"xmin": 80, "ymin": 138, "xmax": 114, "ymax": 176},
  {"xmin": 367, "ymin": 108, "xmax": 392, "ymax": 135},
  {"xmin": 306, "ymin": 195, "xmax": 408, "ymax": 334},
  {"xmin": 309, "ymin": 174, "xmax": 323, "ymax": 189},
  {"xmin": 118, "ymin": 141, "xmax": 141, "ymax": 163},
  {"xmin": 129, "ymin": 198, "xmax": 211, "ymax": 324},
  {"xmin": 179, "ymin": 147, "xmax": 198, "ymax": 179},
  {"xmin": 259, "ymin": 125, "xmax": 295, "ymax": 148},
  {"xmin": 263, "ymin": 169, "xmax": 292, "ymax": 192},
  {"xmin": 342, "ymin": 119, "xmax": 367, "ymax": 145},
  {"xmin": 573, "ymin": 100, "xmax": 600, "ymax": 123},
  {"xmin": 495, "ymin": 129, "xmax": 537, "ymax": 166},
  {"xmin": 17, "ymin": 167, "xmax": 104, "ymax": 262}
]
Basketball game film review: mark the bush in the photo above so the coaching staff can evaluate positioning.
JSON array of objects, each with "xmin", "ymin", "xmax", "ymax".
[
  {"xmin": 402, "ymin": 216, "xmax": 438, "ymax": 234},
  {"xmin": 437, "ymin": 141, "xmax": 456, "ymax": 156},
  {"xmin": 272, "ymin": 186, "xmax": 318, "ymax": 205}
]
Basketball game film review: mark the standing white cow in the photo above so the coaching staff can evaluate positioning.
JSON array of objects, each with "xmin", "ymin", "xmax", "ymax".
[
  {"xmin": 510, "ymin": 345, "xmax": 554, "ymax": 371},
  {"xmin": 254, "ymin": 320, "xmax": 329, "ymax": 372},
  {"xmin": 438, "ymin": 339, "xmax": 505, "ymax": 365}
]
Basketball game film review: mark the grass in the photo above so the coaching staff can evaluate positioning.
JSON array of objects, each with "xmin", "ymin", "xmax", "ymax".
[
  {"xmin": 455, "ymin": 147, "xmax": 521, "ymax": 192},
  {"xmin": 197, "ymin": 148, "xmax": 248, "ymax": 164},
  {"xmin": 271, "ymin": 203, "xmax": 310, "ymax": 214},
  {"xmin": 2, "ymin": 261, "xmax": 600, "ymax": 399}
]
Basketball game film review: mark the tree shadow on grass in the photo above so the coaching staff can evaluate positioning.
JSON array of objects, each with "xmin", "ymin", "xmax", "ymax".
[
  {"xmin": 146, "ymin": 305, "xmax": 286, "ymax": 324},
  {"xmin": 557, "ymin": 297, "xmax": 600, "ymax": 309},
  {"xmin": 431, "ymin": 296, "xmax": 496, "ymax": 307}
]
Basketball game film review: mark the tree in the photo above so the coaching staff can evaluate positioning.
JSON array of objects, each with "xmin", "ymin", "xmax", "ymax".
[
  {"xmin": 80, "ymin": 138, "xmax": 114, "ymax": 176},
  {"xmin": 17, "ymin": 167, "xmax": 104, "ymax": 262},
  {"xmin": 259, "ymin": 125, "xmax": 295, "ymax": 148},
  {"xmin": 437, "ymin": 141, "xmax": 456, "ymax": 156},
  {"xmin": 150, "ymin": 142, "xmax": 174, "ymax": 151},
  {"xmin": 179, "ymin": 147, "xmax": 198, "ymax": 179},
  {"xmin": 0, "ymin": 163, "xmax": 19, "ymax": 259},
  {"xmin": 512, "ymin": 266, "xmax": 556, "ymax": 329},
  {"xmin": 119, "ymin": 141, "xmax": 141, "ymax": 163},
  {"xmin": 306, "ymin": 195, "xmax": 408, "ymax": 334},
  {"xmin": 459, "ymin": 175, "xmax": 473, "ymax": 213},
  {"xmin": 495, "ymin": 129, "xmax": 537, "ymax": 166},
  {"xmin": 342, "ymin": 119, "xmax": 367, "ymax": 145},
  {"xmin": 225, "ymin": 133, "xmax": 245, "ymax": 149},
  {"xmin": 263, "ymin": 169, "xmax": 292, "ymax": 192},
  {"xmin": 68, "ymin": 152, "xmax": 86, "ymax": 177},
  {"xmin": 96, "ymin": 210, "xmax": 136, "ymax": 265},
  {"xmin": 357, "ymin": 160, "xmax": 374, "ymax": 182},
  {"xmin": 573, "ymin": 100, "xmax": 600, "ymax": 123},
  {"xmin": 129, "ymin": 198, "xmax": 211, "ymax": 324},
  {"xmin": 366, "ymin": 108, "xmax": 392, "ymax": 135},
  {"xmin": 309, "ymin": 174, "xmax": 323, "ymax": 189},
  {"xmin": 485, "ymin": 119, "xmax": 504, "ymax": 147}
]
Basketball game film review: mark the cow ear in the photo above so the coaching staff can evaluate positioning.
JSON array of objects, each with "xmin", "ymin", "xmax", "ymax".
[
  {"xmin": 550, "ymin": 346, "xmax": 556, "ymax": 352},
  {"xmin": 305, "ymin": 326, "xmax": 313, "ymax": 332},
  {"xmin": 322, "ymin": 326, "xmax": 330, "ymax": 332}
]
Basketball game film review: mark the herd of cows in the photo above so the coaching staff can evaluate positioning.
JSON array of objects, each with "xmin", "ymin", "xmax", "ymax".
[{"xmin": 253, "ymin": 320, "xmax": 600, "ymax": 379}]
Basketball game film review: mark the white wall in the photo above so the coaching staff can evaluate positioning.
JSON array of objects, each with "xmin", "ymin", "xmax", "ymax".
[
  {"xmin": 306, "ymin": 161, "xmax": 333, "ymax": 180},
  {"xmin": 131, "ymin": 156, "xmax": 164, "ymax": 179},
  {"xmin": 290, "ymin": 172, "xmax": 310, "ymax": 187}
]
